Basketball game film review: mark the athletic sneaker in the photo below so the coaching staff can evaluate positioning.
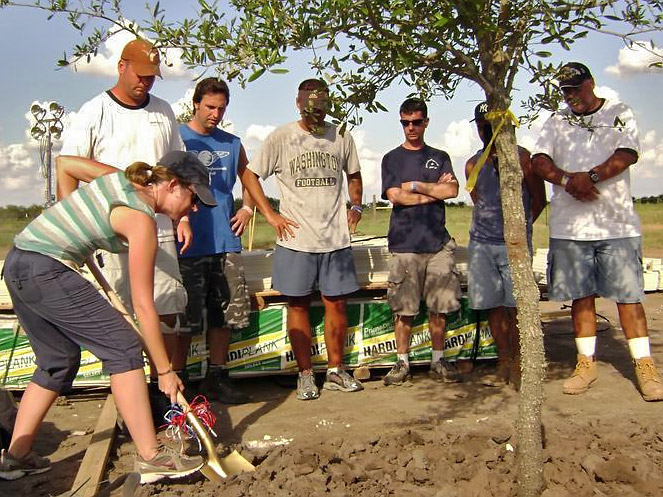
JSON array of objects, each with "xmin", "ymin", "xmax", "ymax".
[
  {"xmin": 296, "ymin": 370, "xmax": 320, "ymax": 400},
  {"xmin": 0, "ymin": 448, "xmax": 51, "ymax": 480},
  {"xmin": 323, "ymin": 369, "xmax": 364, "ymax": 392},
  {"xmin": 383, "ymin": 360, "xmax": 411, "ymax": 386},
  {"xmin": 133, "ymin": 445, "xmax": 204, "ymax": 484},
  {"xmin": 429, "ymin": 358, "xmax": 463, "ymax": 383}
]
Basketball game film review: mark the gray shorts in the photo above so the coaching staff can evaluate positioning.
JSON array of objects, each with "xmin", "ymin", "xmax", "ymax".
[
  {"xmin": 179, "ymin": 252, "xmax": 251, "ymax": 333},
  {"xmin": 468, "ymin": 240, "xmax": 516, "ymax": 309},
  {"xmin": 271, "ymin": 245, "xmax": 360, "ymax": 297},
  {"xmin": 3, "ymin": 248, "xmax": 144, "ymax": 392},
  {"xmin": 547, "ymin": 237, "xmax": 644, "ymax": 303},
  {"xmin": 387, "ymin": 239, "xmax": 461, "ymax": 316}
]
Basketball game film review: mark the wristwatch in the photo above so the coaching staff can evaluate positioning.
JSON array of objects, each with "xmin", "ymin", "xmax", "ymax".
[{"xmin": 588, "ymin": 168, "xmax": 600, "ymax": 184}]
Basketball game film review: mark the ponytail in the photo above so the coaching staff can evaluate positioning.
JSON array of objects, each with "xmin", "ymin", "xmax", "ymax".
[{"xmin": 124, "ymin": 162, "xmax": 177, "ymax": 186}]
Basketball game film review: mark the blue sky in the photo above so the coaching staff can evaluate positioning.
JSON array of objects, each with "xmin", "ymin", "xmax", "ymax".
[{"xmin": 1, "ymin": 1, "xmax": 662, "ymax": 207}]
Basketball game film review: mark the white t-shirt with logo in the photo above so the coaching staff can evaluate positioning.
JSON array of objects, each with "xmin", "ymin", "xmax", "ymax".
[
  {"xmin": 535, "ymin": 98, "xmax": 641, "ymax": 240},
  {"xmin": 248, "ymin": 121, "xmax": 361, "ymax": 253}
]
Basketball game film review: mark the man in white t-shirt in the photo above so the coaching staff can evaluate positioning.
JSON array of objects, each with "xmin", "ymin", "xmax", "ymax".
[
  {"xmin": 532, "ymin": 62, "xmax": 663, "ymax": 402},
  {"xmin": 248, "ymin": 78, "xmax": 364, "ymax": 400},
  {"xmin": 59, "ymin": 38, "xmax": 189, "ymax": 420}
]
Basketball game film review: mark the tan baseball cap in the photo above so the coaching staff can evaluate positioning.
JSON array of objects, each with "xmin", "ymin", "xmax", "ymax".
[{"xmin": 121, "ymin": 39, "xmax": 162, "ymax": 78}]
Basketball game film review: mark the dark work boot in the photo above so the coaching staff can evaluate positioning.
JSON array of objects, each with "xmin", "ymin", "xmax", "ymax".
[
  {"xmin": 175, "ymin": 369, "xmax": 197, "ymax": 403},
  {"xmin": 148, "ymin": 380, "xmax": 172, "ymax": 429},
  {"xmin": 198, "ymin": 367, "xmax": 250, "ymax": 404}
]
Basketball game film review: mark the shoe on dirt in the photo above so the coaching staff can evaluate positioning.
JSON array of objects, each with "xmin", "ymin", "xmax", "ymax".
[
  {"xmin": 0, "ymin": 448, "xmax": 51, "ymax": 480},
  {"xmin": 429, "ymin": 359, "xmax": 463, "ymax": 383},
  {"xmin": 563, "ymin": 354, "xmax": 597, "ymax": 395},
  {"xmin": 133, "ymin": 445, "xmax": 204, "ymax": 484},
  {"xmin": 323, "ymin": 369, "xmax": 364, "ymax": 392},
  {"xmin": 296, "ymin": 370, "xmax": 320, "ymax": 400},
  {"xmin": 633, "ymin": 356, "xmax": 663, "ymax": 402},
  {"xmin": 482, "ymin": 359, "xmax": 511, "ymax": 387},
  {"xmin": 199, "ymin": 367, "xmax": 250, "ymax": 405},
  {"xmin": 383, "ymin": 360, "xmax": 411, "ymax": 386}
]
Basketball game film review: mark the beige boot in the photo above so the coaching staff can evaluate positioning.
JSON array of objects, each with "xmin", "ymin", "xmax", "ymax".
[
  {"xmin": 563, "ymin": 354, "xmax": 597, "ymax": 395},
  {"xmin": 633, "ymin": 357, "xmax": 663, "ymax": 402}
]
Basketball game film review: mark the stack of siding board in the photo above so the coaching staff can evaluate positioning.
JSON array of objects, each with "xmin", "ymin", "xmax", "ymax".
[{"xmin": 643, "ymin": 258, "xmax": 663, "ymax": 292}]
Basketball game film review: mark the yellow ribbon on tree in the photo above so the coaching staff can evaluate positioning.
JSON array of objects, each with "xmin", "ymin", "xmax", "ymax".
[{"xmin": 465, "ymin": 108, "xmax": 520, "ymax": 193}]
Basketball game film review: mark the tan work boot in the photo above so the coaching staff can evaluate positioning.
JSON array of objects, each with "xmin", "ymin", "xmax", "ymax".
[
  {"xmin": 482, "ymin": 358, "xmax": 510, "ymax": 387},
  {"xmin": 633, "ymin": 357, "xmax": 663, "ymax": 402},
  {"xmin": 563, "ymin": 354, "xmax": 597, "ymax": 395}
]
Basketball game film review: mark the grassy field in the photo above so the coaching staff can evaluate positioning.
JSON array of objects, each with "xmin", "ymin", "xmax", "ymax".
[
  {"xmin": 239, "ymin": 203, "xmax": 663, "ymax": 258},
  {"xmin": 2, "ymin": 203, "xmax": 662, "ymax": 259}
]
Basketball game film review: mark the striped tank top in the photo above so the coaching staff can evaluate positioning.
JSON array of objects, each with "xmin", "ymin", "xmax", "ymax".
[{"xmin": 14, "ymin": 172, "xmax": 155, "ymax": 267}]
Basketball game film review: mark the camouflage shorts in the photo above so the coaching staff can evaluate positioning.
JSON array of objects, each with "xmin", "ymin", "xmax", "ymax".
[{"xmin": 178, "ymin": 253, "xmax": 251, "ymax": 333}]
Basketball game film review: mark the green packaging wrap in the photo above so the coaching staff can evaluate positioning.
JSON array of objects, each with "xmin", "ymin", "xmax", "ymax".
[{"xmin": 0, "ymin": 297, "xmax": 494, "ymax": 388}]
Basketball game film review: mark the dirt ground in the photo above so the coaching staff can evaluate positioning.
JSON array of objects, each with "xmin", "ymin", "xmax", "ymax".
[{"xmin": 3, "ymin": 294, "xmax": 663, "ymax": 497}]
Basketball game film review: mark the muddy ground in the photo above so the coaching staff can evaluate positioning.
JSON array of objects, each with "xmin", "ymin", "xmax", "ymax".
[{"xmin": 3, "ymin": 294, "xmax": 663, "ymax": 497}]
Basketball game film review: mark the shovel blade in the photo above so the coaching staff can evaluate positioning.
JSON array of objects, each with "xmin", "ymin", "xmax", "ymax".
[
  {"xmin": 198, "ymin": 449, "xmax": 254, "ymax": 481},
  {"xmin": 221, "ymin": 450, "xmax": 256, "ymax": 475},
  {"xmin": 199, "ymin": 463, "xmax": 225, "ymax": 482}
]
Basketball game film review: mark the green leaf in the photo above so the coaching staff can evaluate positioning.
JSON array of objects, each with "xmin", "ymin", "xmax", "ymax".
[{"xmin": 247, "ymin": 68, "xmax": 266, "ymax": 82}]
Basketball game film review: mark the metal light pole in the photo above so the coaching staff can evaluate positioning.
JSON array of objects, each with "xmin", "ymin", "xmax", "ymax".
[{"xmin": 29, "ymin": 101, "xmax": 65, "ymax": 206}]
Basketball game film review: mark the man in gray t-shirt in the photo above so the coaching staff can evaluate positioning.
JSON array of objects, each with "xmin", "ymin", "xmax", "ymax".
[{"xmin": 248, "ymin": 78, "xmax": 364, "ymax": 400}]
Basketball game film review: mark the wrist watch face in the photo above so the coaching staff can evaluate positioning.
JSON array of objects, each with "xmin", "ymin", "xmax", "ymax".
[{"xmin": 589, "ymin": 169, "xmax": 600, "ymax": 183}]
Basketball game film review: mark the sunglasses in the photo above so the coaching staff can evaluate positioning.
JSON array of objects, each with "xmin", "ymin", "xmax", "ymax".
[{"xmin": 400, "ymin": 118, "xmax": 426, "ymax": 127}]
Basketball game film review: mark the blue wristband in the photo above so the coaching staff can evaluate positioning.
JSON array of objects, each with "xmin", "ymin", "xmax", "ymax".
[{"xmin": 351, "ymin": 204, "xmax": 363, "ymax": 214}]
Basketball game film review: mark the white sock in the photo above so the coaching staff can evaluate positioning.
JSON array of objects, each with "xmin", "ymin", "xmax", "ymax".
[
  {"xmin": 575, "ymin": 336, "xmax": 596, "ymax": 358},
  {"xmin": 397, "ymin": 353, "xmax": 409, "ymax": 366},
  {"xmin": 628, "ymin": 337, "xmax": 651, "ymax": 360},
  {"xmin": 328, "ymin": 366, "xmax": 339, "ymax": 374},
  {"xmin": 431, "ymin": 350, "xmax": 444, "ymax": 364}
]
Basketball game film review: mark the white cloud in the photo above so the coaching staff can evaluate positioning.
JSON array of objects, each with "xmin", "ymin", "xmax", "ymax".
[
  {"xmin": 350, "ymin": 128, "xmax": 382, "ymax": 202},
  {"xmin": 70, "ymin": 29, "xmax": 191, "ymax": 79},
  {"xmin": 0, "ymin": 141, "xmax": 50, "ymax": 206},
  {"xmin": 633, "ymin": 129, "xmax": 663, "ymax": 196},
  {"xmin": 594, "ymin": 85, "xmax": 620, "ymax": 102},
  {"xmin": 605, "ymin": 42, "xmax": 663, "ymax": 77},
  {"xmin": 245, "ymin": 124, "xmax": 276, "ymax": 144}
]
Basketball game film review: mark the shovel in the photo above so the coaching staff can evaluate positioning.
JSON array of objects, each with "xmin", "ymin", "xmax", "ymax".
[{"xmin": 84, "ymin": 258, "xmax": 255, "ymax": 481}]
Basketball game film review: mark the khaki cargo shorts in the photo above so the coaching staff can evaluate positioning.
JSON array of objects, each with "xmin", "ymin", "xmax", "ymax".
[{"xmin": 387, "ymin": 238, "xmax": 461, "ymax": 316}]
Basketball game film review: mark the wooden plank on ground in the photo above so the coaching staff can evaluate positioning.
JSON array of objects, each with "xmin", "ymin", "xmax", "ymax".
[{"xmin": 70, "ymin": 394, "xmax": 118, "ymax": 497}]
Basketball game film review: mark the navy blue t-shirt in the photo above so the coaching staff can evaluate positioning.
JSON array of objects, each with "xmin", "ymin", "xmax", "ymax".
[{"xmin": 381, "ymin": 145, "xmax": 455, "ymax": 253}]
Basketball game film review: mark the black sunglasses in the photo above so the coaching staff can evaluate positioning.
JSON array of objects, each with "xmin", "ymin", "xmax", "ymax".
[{"xmin": 400, "ymin": 118, "xmax": 425, "ymax": 127}]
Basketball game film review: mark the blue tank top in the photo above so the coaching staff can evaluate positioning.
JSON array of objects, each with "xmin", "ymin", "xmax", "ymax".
[
  {"xmin": 469, "ymin": 149, "xmax": 533, "ymax": 244},
  {"xmin": 178, "ymin": 125, "xmax": 243, "ymax": 257}
]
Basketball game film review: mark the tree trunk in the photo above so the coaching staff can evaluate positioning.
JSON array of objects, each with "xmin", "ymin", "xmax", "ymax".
[{"xmin": 493, "ymin": 119, "xmax": 546, "ymax": 496}]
